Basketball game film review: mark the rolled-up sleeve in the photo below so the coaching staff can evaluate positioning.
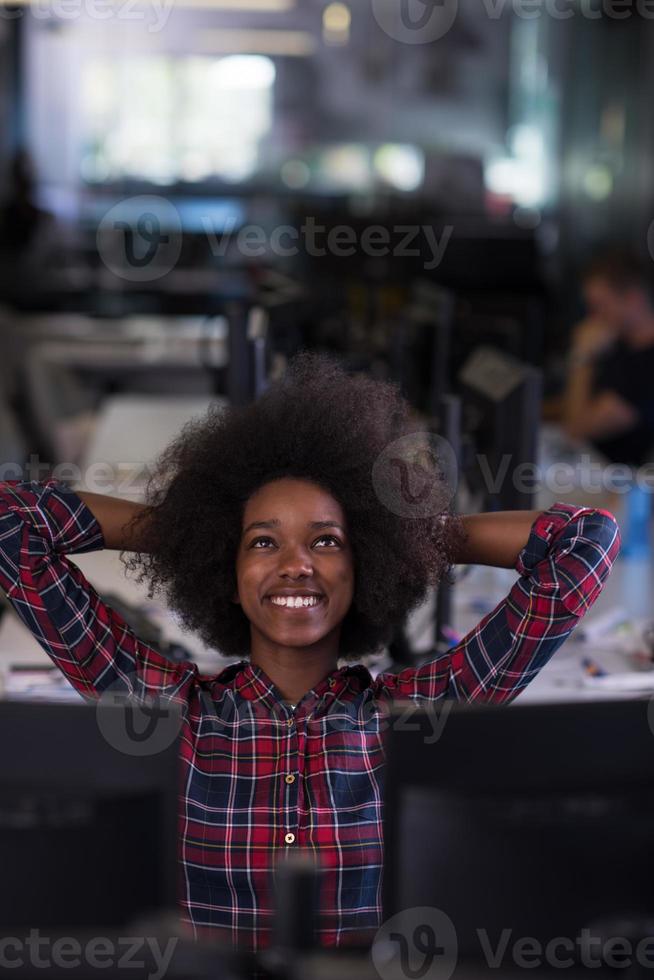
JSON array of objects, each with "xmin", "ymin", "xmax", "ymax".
[
  {"xmin": 373, "ymin": 502, "xmax": 621, "ymax": 705},
  {"xmin": 0, "ymin": 479, "xmax": 198, "ymax": 704}
]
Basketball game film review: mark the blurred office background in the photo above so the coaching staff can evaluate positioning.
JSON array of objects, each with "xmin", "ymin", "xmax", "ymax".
[{"xmin": 0, "ymin": 0, "xmax": 653, "ymax": 691}]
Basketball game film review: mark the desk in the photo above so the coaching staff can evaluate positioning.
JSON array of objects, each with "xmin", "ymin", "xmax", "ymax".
[
  {"xmin": 448, "ymin": 555, "xmax": 654, "ymax": 704},
  {"xmin": 450, "ymin": 436, "xmax": 654, "ymax": 703}
]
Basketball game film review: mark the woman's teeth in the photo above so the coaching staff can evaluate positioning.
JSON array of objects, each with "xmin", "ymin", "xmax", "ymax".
[{"xmin": 269, "ymin": 595, "xmax": 321, "ymax": 608}]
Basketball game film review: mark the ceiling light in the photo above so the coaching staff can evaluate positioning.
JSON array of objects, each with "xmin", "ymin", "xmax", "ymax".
[{"xmin": 323, "ymin": 2, "xmax": 350, "ymax": 45}]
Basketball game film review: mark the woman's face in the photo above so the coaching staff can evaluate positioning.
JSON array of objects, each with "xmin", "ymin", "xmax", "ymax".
[{"xmin": 233, "ymin": 477, "xmax": 355, "ymax": 654}]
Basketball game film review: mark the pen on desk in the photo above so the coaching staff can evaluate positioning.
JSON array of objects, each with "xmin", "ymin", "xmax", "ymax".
[{"xmin": 581, "ymin": 656, "xmax": 608, "ymax": 678}]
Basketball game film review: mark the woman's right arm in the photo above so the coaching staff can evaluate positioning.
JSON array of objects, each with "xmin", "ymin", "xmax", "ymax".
[
  {"xmin": 75, "ymin": 491, "xmax": 150, "ymax": 552},
  {"xmin": 0, "ymin": 480, "xmax": 198, "ymax": 703}
]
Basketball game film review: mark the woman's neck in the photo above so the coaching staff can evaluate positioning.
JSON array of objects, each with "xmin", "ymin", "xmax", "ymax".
[{"xmin": 249, "ymin": 648, "xmax": 339, "ymax": 704}]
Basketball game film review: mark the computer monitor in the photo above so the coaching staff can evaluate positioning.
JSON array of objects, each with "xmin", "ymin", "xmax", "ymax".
[
  {"xmin": 458, "ymin": 345, "xmax": 542, "ymax": 511},
  {"xmin": 0, "ymin": 699, "xmax": 181, "ymax": 934},
  {"xmin": 383, "ymin": 699, "xmax": 654, "ymax": 971}
]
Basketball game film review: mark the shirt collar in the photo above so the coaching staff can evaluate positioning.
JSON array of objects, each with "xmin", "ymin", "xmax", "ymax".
[{"xmin": 213, "ymin": 659, "xmax": 373, "ymax": 715}]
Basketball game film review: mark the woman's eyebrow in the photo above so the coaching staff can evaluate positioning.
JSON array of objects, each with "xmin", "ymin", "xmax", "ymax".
[{"xmin": 242, "ymin": 519, "xmax": 346, "ymax": 536}]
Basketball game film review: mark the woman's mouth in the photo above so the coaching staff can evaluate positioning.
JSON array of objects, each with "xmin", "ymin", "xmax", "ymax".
[{"xmin": 266, "ymin": 595, "xmax": 325, "ymax": 611}]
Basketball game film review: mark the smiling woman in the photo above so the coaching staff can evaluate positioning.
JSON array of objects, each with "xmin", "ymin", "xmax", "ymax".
[
  {"xmin": 121, "ymin": 347, "xmax": 464, "ymax": 667},
  {"xmin": 0, "ymin": 347, "xmax": 620, "ymax": 958},
  {"xmin": 232, "ymin": 475, "xmax": 358, "ymax": 703}
]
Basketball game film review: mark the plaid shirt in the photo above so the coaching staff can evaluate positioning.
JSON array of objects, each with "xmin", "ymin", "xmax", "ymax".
[{"xmin": 0, "ymin": 481, "xmax": 620, "ymax": 953}]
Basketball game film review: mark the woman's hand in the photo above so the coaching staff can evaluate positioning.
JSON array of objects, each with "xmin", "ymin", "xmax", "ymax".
[{"xmin": 454, "ymin": 511, "xmax": 543, "ymax": 569}]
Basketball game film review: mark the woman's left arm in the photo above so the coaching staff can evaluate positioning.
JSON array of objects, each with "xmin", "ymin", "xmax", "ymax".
[
  {"xmin": 373, "ymin": 503, "xmax": 621, "ymax": 705},
  {"xmin": 454, "ymin": 511, "xmax": 545, "ymax": 569}
]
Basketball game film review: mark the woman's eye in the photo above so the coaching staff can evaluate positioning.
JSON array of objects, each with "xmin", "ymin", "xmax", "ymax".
[
  {"xmin": 315, "ymin": 534, "xmax": 340, "ymax": 547},
  {"xmin": 250, "ymin": 535, "xmax": 340, "ymax": 549}
]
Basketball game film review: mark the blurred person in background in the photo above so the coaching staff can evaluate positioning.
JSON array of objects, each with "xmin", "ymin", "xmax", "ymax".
[{"xmin": 562, "ymin": 249, "xmax": 654, "ymax": 467}]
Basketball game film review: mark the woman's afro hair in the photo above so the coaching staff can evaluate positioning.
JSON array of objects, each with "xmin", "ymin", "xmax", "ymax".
[{"xmin": 122, "ymin": 348, "xmax": 464, "ymax": 662}]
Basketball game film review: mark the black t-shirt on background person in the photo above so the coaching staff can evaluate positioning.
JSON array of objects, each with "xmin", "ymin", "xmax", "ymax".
[{"xmin": 591, "ymin": 341, "xmax": 654, "ymax": 467}]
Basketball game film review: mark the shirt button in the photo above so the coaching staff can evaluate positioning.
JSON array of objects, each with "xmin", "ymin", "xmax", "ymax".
[
  {"xmin": 287, "ymin": 717, "xmax": 294, "ymax": 727},
  {"xmin": 285, "ymin": 832, "xmax": 296, "ymax": 845},
  {"xmin": 328, "ymin": 677, "xmax": 335, "ymax": 687},
  {"xmin": 285, "ymin": 774, "xmax": 296, "ymax": 785}
]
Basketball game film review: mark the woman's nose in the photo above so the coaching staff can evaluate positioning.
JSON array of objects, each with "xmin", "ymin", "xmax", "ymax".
[{"xmin": 277, "ymin": 543, "xmax": 313, "ymax": 574}]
